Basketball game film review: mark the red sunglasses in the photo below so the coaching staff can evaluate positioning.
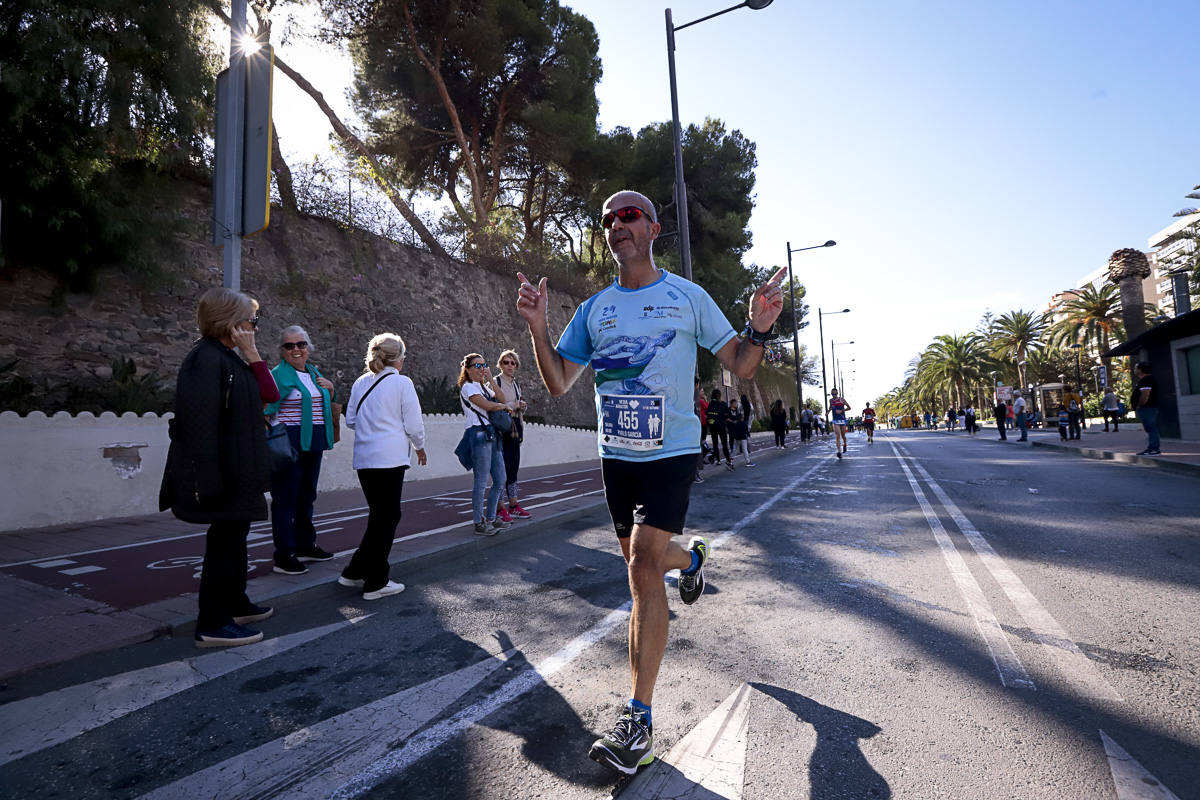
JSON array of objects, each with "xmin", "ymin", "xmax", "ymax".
[{"xmin": 601, "ymin": 205, "xmax": 651, "ymax": 229}]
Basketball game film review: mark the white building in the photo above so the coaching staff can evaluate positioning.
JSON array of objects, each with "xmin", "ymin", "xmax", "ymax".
[{"xmin": 1148, "ymin": 212, "xmax": 1200, "ymax": 316}]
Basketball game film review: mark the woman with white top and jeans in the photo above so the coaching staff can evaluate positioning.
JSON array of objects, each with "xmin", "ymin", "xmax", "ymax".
[
  {"xmin": 342, "ymin": 333, "xmax": 426, "ymax": 600},
  {"xmin": 458, "ymin": 352, "xmax": 518, "ymax": 535}
]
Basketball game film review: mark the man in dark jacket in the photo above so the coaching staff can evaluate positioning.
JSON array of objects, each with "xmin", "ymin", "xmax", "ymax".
[
  {"xmin": 994, "ymin": 399, "xmax": 1008, "ymax": 440},
  {"xmin": 161, "ymin": 288, "xmax": 278, "ymax": 648},
  {"xmin": 706, "ymin": 389, "xmax": 733, "ymax": 469}
]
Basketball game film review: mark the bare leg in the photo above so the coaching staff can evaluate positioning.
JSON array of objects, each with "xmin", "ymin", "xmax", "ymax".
[{"xmin": 619, "ymin": 525, "xmax": 691, "ymax": 706}]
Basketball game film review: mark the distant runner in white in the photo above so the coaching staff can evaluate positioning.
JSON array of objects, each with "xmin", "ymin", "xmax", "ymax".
[{"xmin": 515, "ymin": 189, "xmax": 786, "ymax": 774}]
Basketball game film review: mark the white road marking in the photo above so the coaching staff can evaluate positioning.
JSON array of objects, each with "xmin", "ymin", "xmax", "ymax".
[
  {"xmin": 137, "ymin": 649, "xmax": 513, "ymax": 800},
  {"xmin": 0, "ymin": 615, "xmax": 370, "ymax": 766},
  {"xmin": 903, "ymin": 451, "xmax": 1123, "ymax": 702},
  {"xmin": 621, "ymin": 683, "xmax": 752, "ymax": 799},
  {"xmin": 1100, "ymin": 729, "xmax": 1182, "ymax": 800},
  {"xmin": 888, "ymin": 440, "xmax": 1034, "ymax": 690},
  {"xmin": 33, "ymin": 559, "xmax": 75, "ymax": 568},
  {"xmin": 59, "ymin": 565, "xmax": 104, "ymax": 576},
  {"xmin": 562, "ymin": 478, "xmax": 594, "ymax": 486},
  {"xmin": 329, "ymin": 455, "xmax": 833, "ymax": 799}
]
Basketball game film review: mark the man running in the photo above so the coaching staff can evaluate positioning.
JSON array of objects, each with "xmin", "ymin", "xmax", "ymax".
[
  {"xmin": 861, "ymin": 402, "xmax": 876, "ymax": 443},
  {"xmin": 515, "ymin": 190, "xmax": 785, "ymax": 775},
  {"xmin": 830, "ymin": 388, "xmax": 849, "ymax": 457}
]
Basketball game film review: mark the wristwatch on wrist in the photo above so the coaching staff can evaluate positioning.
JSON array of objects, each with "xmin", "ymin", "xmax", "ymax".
[{"xmin": 743, "ymin": 323, "xmax": 774, "ymax": 347}]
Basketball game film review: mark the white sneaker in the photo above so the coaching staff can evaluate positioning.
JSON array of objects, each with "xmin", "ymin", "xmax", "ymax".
[{"xmin": 362, "ymin": 580, "xmax": 406, "ymax": 600}]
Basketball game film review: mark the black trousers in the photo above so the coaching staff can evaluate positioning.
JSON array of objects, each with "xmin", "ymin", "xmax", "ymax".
[
  {"xmin": 1068, "ymin": 411, "xmax": 1082, "ymax": 439},
  {"xmin": 709, "ymin": 425, "xmax": 731, "ymax": 461},
  {"xmin": 198, "ymin": 520, "xmax": 252, "ymax": 631},
  {"xmin": 996, "ymin": 418, "xmax": 1007, "ymax": 440},
  {"xmin": 346, "ymin": 466, "xmax": 408, "ymax": 592},
  {"xmin": 774, "ymin": 427, "xmax": 787, "ymax": 446},
  {"xmin": 1103, "ymin": 411, "xmax": 1120, "ymax": 431},
  {"xmin": 800, "ymin": 422, "xmax": 812, "ymax": 441}
]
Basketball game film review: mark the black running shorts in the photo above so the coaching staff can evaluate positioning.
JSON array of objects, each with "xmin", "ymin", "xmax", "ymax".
[{"xmin": 601, "ymin": 454, "xmax": 695, "ymax": 538}]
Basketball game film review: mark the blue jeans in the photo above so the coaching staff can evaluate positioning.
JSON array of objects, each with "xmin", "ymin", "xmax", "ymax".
[
  {"xmin": 270, "ymin": 425, "xmax": 325, "ymax": 561},
  {"xmin": 1016, "ymin": 412, "xmax": 1028, "ymax": 440},
  {"xmin": 1137, "ymin": 408, "xmax": 1160, "ymax": 451},
  {"xmin": 470, "ymin": 427, "xmax": 507, "ymax": 522}
]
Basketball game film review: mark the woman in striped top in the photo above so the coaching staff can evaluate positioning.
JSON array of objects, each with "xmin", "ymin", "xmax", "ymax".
[{"xmin": 263, "ymin": 325, "xmax": 337, "ymax": 576}]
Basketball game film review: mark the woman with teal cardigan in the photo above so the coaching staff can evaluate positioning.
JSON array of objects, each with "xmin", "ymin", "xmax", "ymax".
[{"xmin": 263, "ymin": 325, "xmax": 338, "ymax": 575}]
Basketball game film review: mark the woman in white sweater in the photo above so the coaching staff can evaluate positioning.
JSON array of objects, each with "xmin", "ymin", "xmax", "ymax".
[{"xmin": 342, "ymin": 333, "xmax": 426, "ymax": 600}]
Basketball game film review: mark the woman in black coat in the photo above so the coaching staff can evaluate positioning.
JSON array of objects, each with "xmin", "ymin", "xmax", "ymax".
[{"xmin": 160, "ymin": 288, "xmax": 280, "ymax": 648}]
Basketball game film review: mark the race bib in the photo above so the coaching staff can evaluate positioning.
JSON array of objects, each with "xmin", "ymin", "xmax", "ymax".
[{"xmin": 601, "ymin": 394, "xmax": 665, "ymax": 451}]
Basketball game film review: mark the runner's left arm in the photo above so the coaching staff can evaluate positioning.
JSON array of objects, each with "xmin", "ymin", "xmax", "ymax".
[{"xmin": 714, "ymin": 267, "xmax": 787, "ymax": 379}]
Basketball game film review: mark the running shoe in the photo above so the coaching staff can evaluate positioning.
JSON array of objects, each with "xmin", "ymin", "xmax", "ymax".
[
  {"xmin": 510, "ymin": 503, "xmax": 532, "ymax": 519},
  {"xmin": 362, "ymin": 580, "xmax": 405, "ymax": 601},
  {"xmin": 678, "ymin": 536, "xmax": 709, "ymax": 605},
  {"xmin": 589, "ymin": 706, "xmax": 654, "ymax": 775},
  {"xmin": 836, "ymin": 451, "xmax": 842, "ymax": 459},
  {"xmin": 496, "ymin": 506, "xmax": 514, "ymax": 524}
]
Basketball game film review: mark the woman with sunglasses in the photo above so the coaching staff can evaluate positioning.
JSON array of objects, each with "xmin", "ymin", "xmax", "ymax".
[
  {"xmin": 458, "ymin": 353, "xmax": 518, "ymax": 535},
  {"xmin": 160, "ymin": 288, "xmax": 279, "ymax": 648},
  {"xmin": 263, "ymin": 326, "xmax": 337, "ymax": 576},
  {"xmin": 493, "ymin": 349, "xmax": 531, "ymax": 522}
]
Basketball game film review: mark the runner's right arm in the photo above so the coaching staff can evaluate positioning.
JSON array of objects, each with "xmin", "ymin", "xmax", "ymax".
[{"xmin": 516, "ymin": 271, "xmax": 586, "ymax": 397}]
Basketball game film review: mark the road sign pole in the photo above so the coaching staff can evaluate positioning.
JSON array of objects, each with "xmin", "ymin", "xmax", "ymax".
[{"xmin": 219, "ymin": 0, "xmax": 248, "ymax": 290}]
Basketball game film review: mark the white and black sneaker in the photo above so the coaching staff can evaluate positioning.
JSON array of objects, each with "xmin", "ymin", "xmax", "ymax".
[{"xmin": 589, "ymin": 706, "xmax": 654, "ymax": 774}]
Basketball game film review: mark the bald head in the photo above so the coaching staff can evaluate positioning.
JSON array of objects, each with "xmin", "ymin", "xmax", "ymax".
[{"xmin": 603, "ymin": 190, "xmax": 657, "ymax": 222}]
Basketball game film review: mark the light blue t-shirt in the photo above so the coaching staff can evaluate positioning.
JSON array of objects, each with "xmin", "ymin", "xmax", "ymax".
[{"xmin": 556, "ymin": 269, "xmax": 737, "ymax": 462}]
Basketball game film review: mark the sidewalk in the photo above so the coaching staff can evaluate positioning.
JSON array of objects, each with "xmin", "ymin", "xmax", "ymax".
[
  {"xmin": 981, "ymin": 422, "xmax": 1200, "ymax": 477},
  {"xmin": 0, "ymin": 432, "xmax": 792, "ymax": 682}
]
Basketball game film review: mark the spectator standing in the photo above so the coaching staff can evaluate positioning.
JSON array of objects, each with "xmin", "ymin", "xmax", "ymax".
[
  {"xmin": 1063, "ymin": 383, "xmax": 1084, "ymax": 440},
  {"xmin": 739, "ymin": 393, "xmax": 753, "ymax": 425},
  {"xmin": 729, "ymin": 399, "xmax": 754, "ymax": 466},
  {"xmin": 706, "ymin": 389, "xmax": 733, "ymax": 469},
  {"xmin": 264, "ymin": 325, "xmax": 336, "ymax": 576},
  {"xmin": 1013, "ymin": 390, "xmax": 1028, "ymax": 441},
  {"xmin": 341, "ymin": 333, "xmax": 425, "ymax": 601},
  {"xmin": 1133, "ymin": 362, "xmax": 1160, "ymax": 455},
  {"xmin": 694, "ymin": 378, "xmax": 708, "ymax": 483},
  {"xmin": 1057, "ymin": 405, "xmax": 1070, "ymax": 440},
  {"xmin": 770, "ymin": 399, "xmax": 789, "ymax": 448},
  {"xmin": 994, "ymin": 398, "xmax": 1008, "ymax": 440},
  {"xmin": 160, "ymin": 288, "xmax": 278, "ymax": 648},
  {"xmin": 494, "ymin": 349, "xmax": 532, "ymax": 521},
  {"xmin": 459, "ymin": 353, "xmax": 518, "ymax": 533},
  {"xmin": 800, "ymin": 406, "xmax": 813, "ymax": 442},
  {"xmin": 1006, "ymin": 399, "xmax": 1016, "ymax": 432},
  {"xmin": 1101, "ymin": 386, "xmax": 1120, "ymax": 432},
  {"xmin": 964, "ymin": 405, "xmax": 977, "ymax": 436}
]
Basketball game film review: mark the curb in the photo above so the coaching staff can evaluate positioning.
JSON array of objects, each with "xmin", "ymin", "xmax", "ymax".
[{"xmin": 1028, "ymin": 439, "xmax": 1200, "ymax": 478}]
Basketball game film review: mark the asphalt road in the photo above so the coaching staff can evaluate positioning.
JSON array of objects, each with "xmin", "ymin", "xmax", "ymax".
[{"xmin": 2, "ymin": 428, "xmax": 1197, "ymax": 799}]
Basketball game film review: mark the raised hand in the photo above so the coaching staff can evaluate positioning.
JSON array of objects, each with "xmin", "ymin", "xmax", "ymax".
[
  {"xmin": 749, "ymin": 266, "xmax": 788, "ymax": 331},
  {"xmin": 516, "ymin": 271, "xmax": 549, "ymax": 329}
]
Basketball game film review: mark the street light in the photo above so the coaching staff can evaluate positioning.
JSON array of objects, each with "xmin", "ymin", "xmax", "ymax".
[
  {"xmin": 666, "ymin": 1, "xmax": 774, "ymax": 280},
  {"xmin": 831, "ymin": 339, "xmax": 854, "ymax": 406},
  {"xmin": 819, "ymin": 308, "xmax": 850, "ymax": 422},
  {"xmin": 784, "ymin": 239, "xmax": 837, "ymax": 413}
]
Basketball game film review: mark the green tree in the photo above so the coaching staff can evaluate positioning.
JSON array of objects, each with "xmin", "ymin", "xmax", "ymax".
[
  {"xmin": 913, "ymin": 333, "xmax": 991, "ymax": 409},
  {"xmin": 989, "ymin": 310, "xmax": 1047, "ymax": 389},
  {"xmin": 329, "ymin": 0, "xmax": 602, "ymax": 256},
  {"xmin": 1, "ymin": 0, "xmax": 218, "ymax": 288},
  {"xmin": 1048, "ymin": 284, "xmax": 1124, "ymax": 377}
]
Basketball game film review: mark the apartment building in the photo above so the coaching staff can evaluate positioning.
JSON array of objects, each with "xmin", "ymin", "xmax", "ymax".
[{"xmin": 1148, "ymin": 211, "xmax": 1199, "ymax": 316}]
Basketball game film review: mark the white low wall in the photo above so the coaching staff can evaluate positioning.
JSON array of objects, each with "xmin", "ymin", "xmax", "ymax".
[{"xmin": 0, "ymin": 411, "xmax": 598, "ymax": 532}]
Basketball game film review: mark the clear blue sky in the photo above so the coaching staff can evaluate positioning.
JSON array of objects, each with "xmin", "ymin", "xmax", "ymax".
[{"xmin": 264, "ymin": 1, "xmax": 1198, "ymax": 406}]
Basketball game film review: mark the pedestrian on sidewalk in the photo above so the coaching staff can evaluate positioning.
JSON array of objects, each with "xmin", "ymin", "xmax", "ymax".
[
  {"xmin": 1057, "ymin": 405, "xmax": 1070, "ymax": 440},
  {"xmin": 1014, "ymin": 391, "xmax": 1028, "ymax": 441},
  {"xmin": 160, "ymin": 288, "xmax": 279, "ymax": 648},
  {"xmin": 514, "ymin": 188, "xmax": 786, "ymax": 775},
  {"xmin": 342, "ymin": 333, "xmax": 426, "ymax": 600},
  {"xmin": 1101, "ymin": 386, "xmax": 1120, "ymax": 432},
  {"xmin": 494, "ymin": 349, "xmax": 532, "ymax": 521},
  {"xmin": 770, "ymin": 399, "xmax": 789, "ymax": 448},
  {"xmin": 964, "ymin": 405, "xmax": 977, "ymax": 436},
  {"xmin": 994, "ymin": 398, "xmax": 1008, "ymax": 440},
  {"xmin": 264, "ymin": 325, "xmax": 337, "ymax": 576},
  {"xmin": 1133, "ymin": 361, "xmax": 1160, "ymax": 455},
  {"xmin": 729, "ymin": 399, "xmax": 755, "ymax": 466},
  {"xmin": 459, "ymin": 353, "xmax": 518, "ymax": 534},
  {"xmin": 694, "ymin": 377, "xmax": 708, "ymax": 482},
  {"xmin": 800, "ymin": 405, "xmax": 814, "ymax": 443},
  {"xmin": 1006, "ymin": 399, "xmax": 1016, "ymax": 432},
  {"xmin": 706, "ymin": 389, "xmax": 733, "ymax": 469},
  {"xmin": 1063, "ymin": 383, "xmax": 1084, "ymax": 440}
]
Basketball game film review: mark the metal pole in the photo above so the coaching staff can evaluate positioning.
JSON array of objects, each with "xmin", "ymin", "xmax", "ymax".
[
  {"xmin": 665, "ymin": 9, "xmax": 692, "ymax": 281},
  {"xmin": 786, "ymin": 242, "xmax": 804, "ymax": 411},
  {"xmin": 819, "ymin": 309, "xmax": 828, "ymax": 424},
  {"xmin": 221, "ymin": 0, "xmax": 248, "ymax": 290}
]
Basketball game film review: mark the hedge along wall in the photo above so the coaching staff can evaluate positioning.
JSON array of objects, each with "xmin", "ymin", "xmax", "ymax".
[{"xmin": 0, "ymin": 410, "xmax": 598, "ymax": 532}]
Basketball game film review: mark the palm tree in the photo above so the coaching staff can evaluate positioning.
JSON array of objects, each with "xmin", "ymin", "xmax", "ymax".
[
  {"xmin": 990, "ymin": 310, "xmax": 1047, "ymax": 390},
  {"xmin": 1106, "ymin": 248, "xmax": 1152, "ymax": 340},
  {"xmin": 1048, "ymin": 284, "xmax": 1124, "ymax": 378},
  {"xmin": 915, "ymin": 334, "xmax": 991, "ymax": 409}
]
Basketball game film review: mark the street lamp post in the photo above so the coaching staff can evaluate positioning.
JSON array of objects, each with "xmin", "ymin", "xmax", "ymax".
[
  {"xmin": 832, "ymin": 342, "xmax": 854, "ymax": 400},
  {"xmin": 785, "ymin": 240, "xmax": 837, "ymax": 414},
  {"xmin": 666, "ymin": 1, "xmax": 774, "ymax": 280},
  {"xmin": 819, "ymin": 308, "xmax": 850, "ymax": 423}
]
